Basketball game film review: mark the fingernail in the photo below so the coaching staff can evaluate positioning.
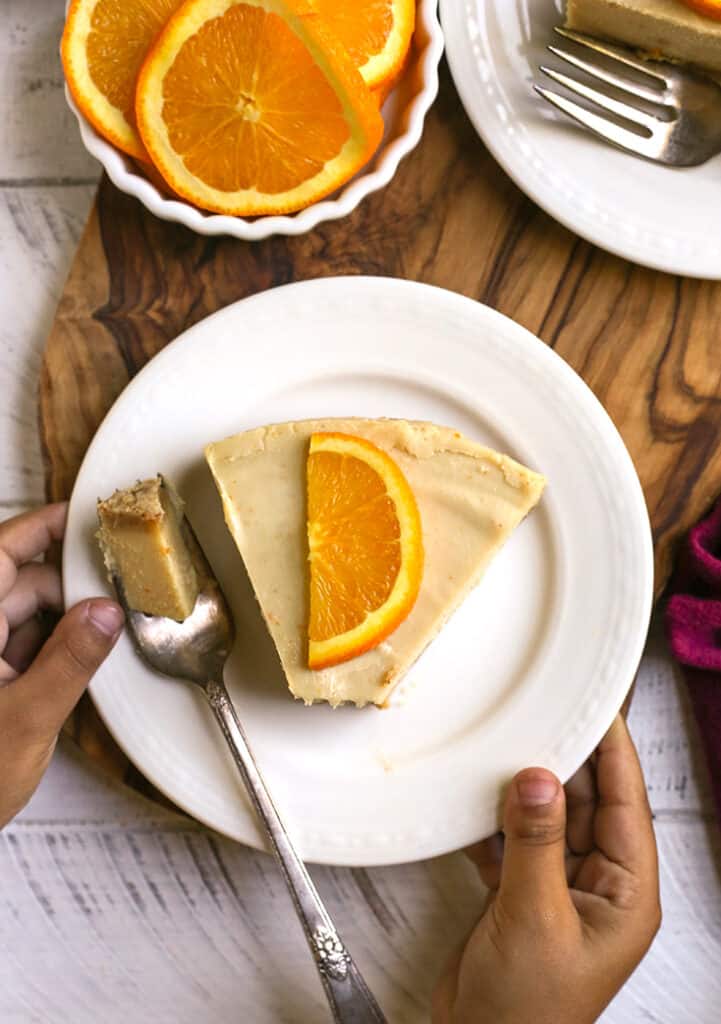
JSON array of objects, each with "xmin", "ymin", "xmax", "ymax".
[
  {"xmin": 87, "ymin": 600, "xmax": 125, "ymax": 637},
  {"xmin": 516, "ymin": 772, "xmax": 559, "ymax": 808}
]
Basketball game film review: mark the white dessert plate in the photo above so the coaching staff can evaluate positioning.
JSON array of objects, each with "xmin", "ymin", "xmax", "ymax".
[
  {"xmin": 440, "ymin": 0, "xmax": 721, "ymax": 279},
  {"xmin": 64, "ymin": 277, "xmax": 653, "ymax": 866}
]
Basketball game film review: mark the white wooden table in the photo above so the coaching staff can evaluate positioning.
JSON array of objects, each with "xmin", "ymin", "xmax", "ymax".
[{"xmin": 1, "ymin": 4, "xmax": 720, "ymax": 1021}]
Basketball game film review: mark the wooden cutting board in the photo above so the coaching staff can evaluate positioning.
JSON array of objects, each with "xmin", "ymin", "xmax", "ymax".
[{"xmin": 40, "ymin": 66, "xmax": 721, "ymax": 784}]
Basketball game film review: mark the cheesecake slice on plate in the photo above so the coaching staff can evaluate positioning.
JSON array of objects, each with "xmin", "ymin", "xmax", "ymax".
[
  {"xmin": 566, "ymin": 0, "xmax": 721, "ymax": 73},
  {"xmin": 206, "ymin": 419, "xmax": 545, "ymax": 708}
]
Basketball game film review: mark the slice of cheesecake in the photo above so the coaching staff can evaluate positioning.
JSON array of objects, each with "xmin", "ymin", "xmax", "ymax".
[
  {"xmin": 205, "ymin": 419, "xmax": 545, "ymax": 708},
  {"xmin": 566, "ymin": 0, "xmax": 721, "ymax": 73},
  {"xmin": 97, "ymin": 476, "xmax": 199, "ymax": 621}
]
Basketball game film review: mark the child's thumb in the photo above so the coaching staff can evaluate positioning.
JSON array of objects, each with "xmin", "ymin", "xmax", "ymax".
[
  {"xmin": 496, "ymin": 767, "xmax": 572, "ymax": 924},
  {"xmin": 14, "ymin": 599, "xmax": 123, "ymax": 742}
]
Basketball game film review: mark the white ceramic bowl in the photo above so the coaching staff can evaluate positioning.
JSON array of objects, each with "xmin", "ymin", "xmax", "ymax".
[{"xmin": 65, "ymin": 0, "xmax": 444, "ymax": 239}]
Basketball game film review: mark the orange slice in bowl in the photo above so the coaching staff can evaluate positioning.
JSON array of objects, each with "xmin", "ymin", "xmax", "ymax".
[
  {"xmin": 307, "ymin": 432, "xmax": 424, "ymax": 670},
  {"xmin": 135, "ymin": 0, "xmax": 385, "ymax": 216},
  {"xmin": 310, "ymin": 0, "xmax": 416, "ymax": 91},
  {"xmin": 62, "ymin": 0, "xmax": 182, "ymax": 160}
]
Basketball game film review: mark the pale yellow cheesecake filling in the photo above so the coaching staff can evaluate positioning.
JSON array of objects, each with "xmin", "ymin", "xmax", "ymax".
[
  {"xmin": 206, "ymin": 419, "xmax": 546, "ymax": 708},
  {"xmin": 566, "ymin": 0, "xmax": 721, "ymax": 73}
]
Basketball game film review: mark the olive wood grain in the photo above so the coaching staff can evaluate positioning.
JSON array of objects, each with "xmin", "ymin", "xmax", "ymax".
[{"xmin": 39, "ymin": 66, "xmax": 720, "ymax": 786}]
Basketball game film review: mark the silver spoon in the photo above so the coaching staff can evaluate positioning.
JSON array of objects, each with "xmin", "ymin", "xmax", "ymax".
[{"xmin": 110, "ymin": 519, "xmax": 386, "ymax": 1024}]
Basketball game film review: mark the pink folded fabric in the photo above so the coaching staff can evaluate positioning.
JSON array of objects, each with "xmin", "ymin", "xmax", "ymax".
[{"xmin": 666, "ymin": 499, "xmax": 721, "ymax": 825}]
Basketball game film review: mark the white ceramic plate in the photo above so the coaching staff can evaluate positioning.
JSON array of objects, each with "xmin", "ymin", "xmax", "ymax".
[
  {"xmin": 441, "ymin": 0, "xmax": 721, "ymax": 279},
  {"xmin": 64, "ymin": 0, "xmax": 443, "ymax": 240},
  {"xmin": 64, "ymin": 277, "xmax": 653, "ymax": 866}
]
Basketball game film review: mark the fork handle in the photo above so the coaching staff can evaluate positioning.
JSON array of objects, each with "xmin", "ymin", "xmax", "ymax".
[{"xmin": 205, "ymin": 679, "xmax": 387, "ymax": 1024}]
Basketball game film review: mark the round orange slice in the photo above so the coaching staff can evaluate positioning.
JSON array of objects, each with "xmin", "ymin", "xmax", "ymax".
[
  {"xmin": 61, "ymin": 0, "xmax": 182, "ymax": 160},
  {"xmin": 678, "ymin": 0, "xmax": 721, "ymax": 19},
  {"xmin": 307, "ymin": 432, "xmax": 424, "ymax": 670},
  {"xmin": 310, "ymin": 0, "xmax": 416, "ymax": 91},
  {"xmin": 135, "ymin": 0, "xmax": 385, "ymax": 216}
]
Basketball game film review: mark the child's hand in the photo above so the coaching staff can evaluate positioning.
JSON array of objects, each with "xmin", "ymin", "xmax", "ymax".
[
  {"xmin": 433, "ymin": 715, "xmax": 660, "ymax": 1024},
  {"xmin": 0, "ymin": 504, "xmax": 124, "ymax": 827}
]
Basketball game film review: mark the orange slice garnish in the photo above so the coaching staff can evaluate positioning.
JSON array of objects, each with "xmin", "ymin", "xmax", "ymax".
[
  {"xmin": 135, "ymin": 0, "xmax": 385, "ymax": 216},
  {"xmin": 678, "ymin": 0, "xmax": 721, "ymax": 20},
  {"xmin": 61, "ymin": 0, "xmax": 182, "ymax": 160},
  {"xmin": 309, "ymin": 0, "xmax": 416, "ymax": 91},
  {"xmin": 307, "ymin": 432, "xmax": 424, "ymax": 670}
]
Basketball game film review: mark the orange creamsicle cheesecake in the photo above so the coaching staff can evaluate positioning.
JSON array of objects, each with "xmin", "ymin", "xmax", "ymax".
[{"xmin": 205, "ymin": 419, "xmax": 545, "ymax": 708}]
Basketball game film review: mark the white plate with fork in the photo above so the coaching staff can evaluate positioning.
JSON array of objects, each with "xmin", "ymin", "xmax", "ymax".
[
  {"xmin": 64, "ymin": 277, "xmax": 652, "ymax": 866},
  {"xmin": 440, "ymin": 0, "xmax": 721, "ymax": 278}
]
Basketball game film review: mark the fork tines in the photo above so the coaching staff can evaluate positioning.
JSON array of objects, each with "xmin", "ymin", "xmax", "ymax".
[{"xmin": 535, "ymin": 27, "xmax": 673, "ymax": 162}]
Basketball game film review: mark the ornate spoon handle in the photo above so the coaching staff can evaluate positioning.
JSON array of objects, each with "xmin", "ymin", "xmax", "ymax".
[{"xmin": 206, "ymin": 679, "xmax": 387, "ymax": 1024}]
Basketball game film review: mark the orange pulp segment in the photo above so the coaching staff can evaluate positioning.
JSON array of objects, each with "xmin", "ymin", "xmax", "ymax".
[
  {"xmin": 309, "ymin": 0, "xmax": 416, "ymax": 91},
  {"xmin": 135, "ymin": 0, "xmax": 385, "ymax": 216},
  {"xmin": 62, "ymin": 0, "xmax": 182, "ymax": 159}
]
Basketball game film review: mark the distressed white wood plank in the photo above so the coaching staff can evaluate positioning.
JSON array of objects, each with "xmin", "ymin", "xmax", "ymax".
[
  {"xmin": 628, "ymin": 618, "xmax": 714, "ymax": 818},
  {"xmin": 1, "ymin": 817, "xmax": 719, "ymax": 1024},
  {"xmin": 0, "ymin": 503, "xmax": 34, "ymax": 520},
  {"xmin": 0, "ymin": 185, "xmax": 95, "ymax": 503},
  {"xmin": 0, "ymin": 0, "xmax": 99, "ymax": 183},
  {"xmin": 0, "ymin": 824, "xmax": 483, "ymax": 1024}
]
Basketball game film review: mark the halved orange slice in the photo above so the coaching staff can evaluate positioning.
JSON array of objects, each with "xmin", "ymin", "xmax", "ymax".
[
  {"xmin": 61, "ymin": 0, "xmax": 182, "ymax": 160},
  {"xmin": 679, "ymin": 0, "xmax": 721, "ymax": 19},
  {"xmin": 309, "ymin": 0, "xmax": 416, "ymax": 91},
  {"xmin": 135, "ymin": 0, "xmax": 385, "ymax": 216},
  {"xmin": 307, "ymin": 432, "xmax": 424, "ymax": 670}
]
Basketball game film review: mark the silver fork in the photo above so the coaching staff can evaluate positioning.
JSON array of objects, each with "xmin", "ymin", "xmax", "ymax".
[
  {"xmin": 111, "ymin": 520, "xmax": 386, "ymax": 1024},
  {"xmin": 535, "ymin": 27, "xmax": 721, "ymax": 166}
]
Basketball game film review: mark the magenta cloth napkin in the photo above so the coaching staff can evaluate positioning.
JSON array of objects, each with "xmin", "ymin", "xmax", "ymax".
[{"xmin": 666, "ymin": 499, "xmax": 721, "ymax": 826}]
